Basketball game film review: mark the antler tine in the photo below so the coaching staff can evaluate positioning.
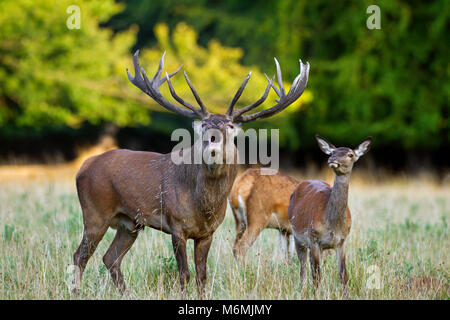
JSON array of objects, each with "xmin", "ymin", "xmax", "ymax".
[
  {"xmin": 231, "ymin": 74, "xmax": 274, "ymax": 119},
  {"xmin": 159, "ymin": 64, "xmax": 183, "ymax": 86},
  {"xmin": 226, "ymin": 72, "xmax": 252, "ymax": 116},
  {"xmin": 184, "ymin": 71, "xmax": 209, "ymax": 117},
  {"xmin": 127, "ymin": 50, "xmax": 205, "ymax": 119},
  {"xmin": 126, "ymin": 50, "xmax": 147, "ymax": 92},
  {"xmin": 274, "ymin": 58, "xmax": 285, "ymax": 97},
  {"xmin": 234, "ymin": 58, "xmax": 310, "ymax": 123},
  {"xmin": 151, "ymin": 50, "xmax": 166, "ymax": 83},
  {"xmin": 165, "ymin": 72, "xmax": 203, "ymax": 117}
]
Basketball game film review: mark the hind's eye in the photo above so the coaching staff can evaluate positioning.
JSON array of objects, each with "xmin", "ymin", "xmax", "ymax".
[{"xmin": 348, "ymin": 153, "xmax": 353, "ymax": 158}]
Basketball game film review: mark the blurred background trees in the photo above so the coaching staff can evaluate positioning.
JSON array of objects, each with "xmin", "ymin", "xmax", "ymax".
[{"xmin": 0, "ymin": 0, "xmax": 448, "ymax": 170}]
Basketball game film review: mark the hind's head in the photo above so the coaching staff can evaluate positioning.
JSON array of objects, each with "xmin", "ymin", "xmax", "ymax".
[{"xmin": 315, "ymin": 135, "xmax": 372, "ymax": 175}]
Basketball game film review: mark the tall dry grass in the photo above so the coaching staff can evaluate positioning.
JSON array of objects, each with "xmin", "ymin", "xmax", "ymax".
[
  {"xmin": 0, "ymin": 176, "xmax": 448, "ymax": 299},
  {"xmin": 0, "ymin": 143, "xmax": 448, "ymax": 299}
]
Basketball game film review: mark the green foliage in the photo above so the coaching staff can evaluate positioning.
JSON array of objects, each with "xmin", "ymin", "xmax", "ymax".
[
  {"xmin": 108, "ymin": 0, "xmax": 279, "ymax": 68},
  {"xmin": 138, "ymin": 23, "xmax": 311, "ymax": 117},
  {"xmin": 109, "ymin": 0, "xmax": 450, "ymax": 149},
  {"xmin": 0, "ymin": 0, "xmax": 147, "ymax": 132},
  {"xmin": 0, "ymin": 1, "xmax": 311, "ymax": 149},
  {"xmin": 284, "ymin": 0, "xmax": 450, "ymax": 148},
  {"xmin": 1, "ymin": 0, "xmax": 448, "ymax": 151}
]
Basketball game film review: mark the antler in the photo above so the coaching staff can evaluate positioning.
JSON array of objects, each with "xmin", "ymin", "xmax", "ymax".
[
  {"xmin": 230, "ymin": 58, "xmax": 310, "ymax": 123},
  {"xmin": 128, "ymin": 50, "xmax": 309, "ymax": 122},
  {"xmin": 127, "ymin": 50, "xmax": 208, "ymax": 119},
  {"xmin": 226, "ymin": 72, "xmax": 274, "ymax": 118}
]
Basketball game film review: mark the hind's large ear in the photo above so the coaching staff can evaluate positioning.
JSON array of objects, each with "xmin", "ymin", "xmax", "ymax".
[
  {"xmin": 354, "ymin": 137, "xmax": 372, "ymax": 157},
  {"xmin": 315, "ymin": 134, "xmax": 336, "ymax": 155}
]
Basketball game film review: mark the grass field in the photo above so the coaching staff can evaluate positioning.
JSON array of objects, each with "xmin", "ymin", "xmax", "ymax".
[{"xmin": 0, "ymin": 169, "xmax": 448, "ymax": 300}]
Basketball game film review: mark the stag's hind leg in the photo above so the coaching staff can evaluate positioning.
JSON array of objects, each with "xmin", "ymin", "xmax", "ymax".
[
  {"xmin": 73, "ymin": 215, "xmax": 109, "ymax": 294},
  {"xmin": 103, "ymin": 224, "xmax": 139, "ymax": 294}
]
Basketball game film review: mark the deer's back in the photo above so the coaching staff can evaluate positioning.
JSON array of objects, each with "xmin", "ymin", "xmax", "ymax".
[
  {"xmin": 229, "ymin": 169, "xmax": 258, "ymax": 210},
  {"xmin": 230, "ymin": 168, "xmax": 299, "ymax": 224},
  {"xmin": 76, "ymin": 149, "xmax": 168, "ymax": 222}
]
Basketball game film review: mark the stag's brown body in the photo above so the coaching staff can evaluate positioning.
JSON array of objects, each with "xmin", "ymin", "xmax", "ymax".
[
  {"xmin": 229, "ymin": 168, "xmax": 299, "ymax": 260},
  {"xmin": 78, "ymin": 150, "xmax": 236, "ymax": 238},
  {"xmin": 75, "ymin": 147, "xmax": 237, "ymax": 294},
  {"xmin": 73, "ymin": 50, "xmax": 309, "ymax": 296}
]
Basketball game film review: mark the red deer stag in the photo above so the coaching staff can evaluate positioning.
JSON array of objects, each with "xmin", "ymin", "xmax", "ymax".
[
  {"xmin": 229, "ymin": 168, "xmax": 299, "ymax": 261},
  {"xmin": 73, "ymin": 50, "xmax": 310, "ymax": 296},
  {"xmin": 288, "ymin": 135, "xmax": 372, "ymax": 296}
]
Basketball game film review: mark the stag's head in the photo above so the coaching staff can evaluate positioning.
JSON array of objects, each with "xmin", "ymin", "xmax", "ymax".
[
  {"xmin": 315, "ymin": 135, "xmax": 372, "ymax": 176},
  {"xmin": 127, "ymin": 51, "xmax": 309, "ymax": 174}
]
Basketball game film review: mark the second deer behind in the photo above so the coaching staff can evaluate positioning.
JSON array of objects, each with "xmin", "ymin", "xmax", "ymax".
[{"xmin": 229, "ymin": 168, "xmax": 299, "ymax": 261}]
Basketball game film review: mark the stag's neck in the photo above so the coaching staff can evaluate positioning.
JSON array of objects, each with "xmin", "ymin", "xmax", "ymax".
[
  {"xmin": 179, "ymin": 162, "xmax": 238, "ymax": 214},
  {"xmin": 325, "ymin": 174, "xmax": 350, "ymax": 229}
]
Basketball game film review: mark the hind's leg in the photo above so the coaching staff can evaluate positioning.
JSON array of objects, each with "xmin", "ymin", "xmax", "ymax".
[
  {"xmin": 103, "ymin": 227, "xmax": 139, "ymax": 294},
  {"xmin": 73, "ymin": 219, "xmax": 109, "ymax": 294},
  {"xmin": 289, "ymin": 234, "xmax": 296, "ymax": 257},
  {"xmin": 279, "ymin": 230, "xmax": 291, "ymax": 260},
  {"xmin": 231, "ymin": 205, "xmax": 246, "ymax": 247},
  {"xmin": 233, "ymin": 218, "xmax": 267, "ymax": 262},
  {"xmin": 233, "ymin": 193, "xmax": 272, "ymax": 262},
  {"xmin": 309, "ymin": 243, "xmax": 321, "ymax": 292},
  {"xmin": 294, "ymin": 239, "xmax": 307, "ymax": 290},
  {"xmin": 336, "ymin": 242, "xmax": 348, "ymax": 298}
]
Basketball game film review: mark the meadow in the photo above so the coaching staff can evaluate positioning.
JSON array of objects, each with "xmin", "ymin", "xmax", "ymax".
[{"xmin": 0, "ymin": 167, "xmax": 448, "ymax": 300}]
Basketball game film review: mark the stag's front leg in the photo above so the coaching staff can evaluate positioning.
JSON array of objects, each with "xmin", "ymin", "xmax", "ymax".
[
  {"xmin": 194, "ymin": 235, "xmax": 213, "ymax": 298},
  {"xmin": 171, "ymin": 233, "xmax": 190, "ymax": 296}
]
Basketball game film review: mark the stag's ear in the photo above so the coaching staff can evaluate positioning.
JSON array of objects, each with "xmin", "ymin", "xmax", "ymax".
[
  {"xmin": 315, "ymin": 134, "xmax": 336, "ymax": 155},
  {"xmin": 354, "ymin": 137, "xmax": 372, "ymax": 157}
]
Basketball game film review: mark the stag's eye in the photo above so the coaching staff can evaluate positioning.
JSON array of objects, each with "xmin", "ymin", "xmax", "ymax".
[{"xmin": 227, "ymin": 124, "xmax": 234, "ymax": 129}]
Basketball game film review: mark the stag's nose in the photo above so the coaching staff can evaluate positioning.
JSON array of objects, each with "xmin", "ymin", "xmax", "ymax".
[{"xmin": 208, "ymin": 141, "xmax": 222, "ymax": 156}]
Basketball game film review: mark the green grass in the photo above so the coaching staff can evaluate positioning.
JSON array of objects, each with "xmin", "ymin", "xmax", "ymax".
[{"xmin": 0, "ymin": 180, "xmax": 448, "ymax": 299}]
